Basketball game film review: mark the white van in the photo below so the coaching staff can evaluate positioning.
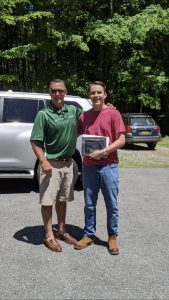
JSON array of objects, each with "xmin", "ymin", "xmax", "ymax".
[{"xmin": 0, "ymin": 90, "xmax": 92, "ymax": 180}]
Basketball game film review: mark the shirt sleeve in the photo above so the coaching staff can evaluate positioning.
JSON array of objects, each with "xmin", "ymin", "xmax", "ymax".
[
  {"xmin": 75, "ymin": 106, "xmax": 83, "ymax": 120},
  {"xmin": 30, "ymin": 110, "xmax": 47, "ymax": 142},
  {"xmin": 77, "ymin": 112, "xmax": 84, "ymax": 135},
  {"xmin": 112, "ymin": 110, "xmax": 126, "ymax": 136}
]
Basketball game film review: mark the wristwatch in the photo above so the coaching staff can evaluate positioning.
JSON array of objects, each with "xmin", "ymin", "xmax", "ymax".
[{"xmin": 101, "ymin": 149, "xmax": 108, "ymax": 158}]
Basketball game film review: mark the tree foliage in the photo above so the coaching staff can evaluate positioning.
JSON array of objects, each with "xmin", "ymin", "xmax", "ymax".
[{"xmin": 0, "ymin": 0, "xmax": 169, "ymax": 115}]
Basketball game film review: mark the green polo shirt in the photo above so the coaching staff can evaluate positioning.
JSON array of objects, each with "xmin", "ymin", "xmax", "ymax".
[{"xmin": 30, "ymin": 102, "xmax": 82, "ymax": 160}]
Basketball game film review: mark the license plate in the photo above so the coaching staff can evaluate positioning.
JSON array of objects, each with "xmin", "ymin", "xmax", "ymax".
[{"xmin": 140, "ymin": 131, "xmax": 150, "ymax": 135}]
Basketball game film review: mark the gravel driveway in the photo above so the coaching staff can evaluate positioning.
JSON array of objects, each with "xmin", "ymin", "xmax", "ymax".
[{"xmin": 0, "ymin": 168, "xmax": 169, "ymax": 299}]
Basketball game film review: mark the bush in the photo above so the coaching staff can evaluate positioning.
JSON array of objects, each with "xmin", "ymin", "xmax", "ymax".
[{"xmin": 157, "ymin": 115, "xmax": 169, "ymax": 136}]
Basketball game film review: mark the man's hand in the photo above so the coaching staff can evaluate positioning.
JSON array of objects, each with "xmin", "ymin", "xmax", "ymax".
[
  {"xmin": 89, "ymin": 150, "xmax": 104, "ymax": 160},
  {"xmin": 105, "ymin": 102, "xmax": 116, "ymax": 109},
  {"xmin": 40, "ymin": 160, "xmax": 52, "ymax": 175},
  {"xmin": 31, "ymin": 141, "xmax": 52, "ymax": 175}
]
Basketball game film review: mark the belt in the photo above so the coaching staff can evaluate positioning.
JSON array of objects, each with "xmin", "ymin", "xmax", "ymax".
[{"xmin": 54, "ymin": 157, "xmax": 72, "ymax": 162}]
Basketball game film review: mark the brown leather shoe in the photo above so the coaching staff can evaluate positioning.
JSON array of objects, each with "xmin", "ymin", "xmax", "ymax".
[
  {"xmin": 55, "ymin": 231, "xmax": 77, "ymax": 246},
  {"xmin": 74, "ymin": 236, "xmax": 94, "ymax": 250},
  {"xmin": 108, "ymin": 234, "xmax": 119, "ymax": 255},
  {"xmin": 43, "ymin": 238, "xmax": 62, "ymax": 252}
]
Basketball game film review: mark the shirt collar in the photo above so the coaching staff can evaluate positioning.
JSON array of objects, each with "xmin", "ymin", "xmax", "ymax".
[{"xmin": 48, "ymin": 101, "xmax": 68, "ymax": 113}]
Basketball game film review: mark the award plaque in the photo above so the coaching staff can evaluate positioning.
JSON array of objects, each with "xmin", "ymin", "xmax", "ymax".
[{"xmin": 82, "ymin": 135, "xmax": 109, "ymax": 156}]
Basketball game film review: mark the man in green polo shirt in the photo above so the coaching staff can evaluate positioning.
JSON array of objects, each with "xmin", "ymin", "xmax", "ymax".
[{"xmin": 30, "ymin": 79, "xmax": 82, "ymax": 252}]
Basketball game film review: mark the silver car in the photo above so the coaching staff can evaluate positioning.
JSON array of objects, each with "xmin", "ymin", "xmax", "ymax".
[{"xmin": 0, "ymin": 90, "xmax": 92, "ymax": 179}]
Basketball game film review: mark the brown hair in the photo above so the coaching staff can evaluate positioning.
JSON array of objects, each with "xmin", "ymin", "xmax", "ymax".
[
  {"xmin": 49, "ymin": 79, "xmax": 66, "ymax": 88},
  {"xmin": 89, "ymin": 81, "xmax": 107, "ymax": 93}
]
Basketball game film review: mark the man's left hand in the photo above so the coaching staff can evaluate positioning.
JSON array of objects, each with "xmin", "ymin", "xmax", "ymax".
[{"xmin": 89, "ymin": 150, "xmax": 103, "ymax": 160}]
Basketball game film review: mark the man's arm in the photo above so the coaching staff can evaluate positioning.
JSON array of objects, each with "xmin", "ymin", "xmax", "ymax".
[{"xmin": 31, "ymin": 140, "xmax": 52, "ymax": 175}]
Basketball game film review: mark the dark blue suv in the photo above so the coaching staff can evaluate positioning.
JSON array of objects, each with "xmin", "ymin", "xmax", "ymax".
[{"xmin": 122, "ymin": 113, "xmax": 161, "ymax": 150}]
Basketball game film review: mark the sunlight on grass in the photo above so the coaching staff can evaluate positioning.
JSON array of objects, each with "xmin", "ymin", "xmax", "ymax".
[
  {"xmin": 118, "ymin": 140, "xmax": 169, "ymax": 168},
  {"xmin": 158, "ymin": 136, "xmax": 169, "ymax": 148}
]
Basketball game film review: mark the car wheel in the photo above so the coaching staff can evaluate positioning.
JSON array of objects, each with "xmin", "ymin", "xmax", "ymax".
[
  {"xmin": 72, "ymin": 150, "xmax": 83, "ymax": 191},
  {"xmin": 147, "ymin": 142, "xmax": 157, "ymax": 150}
]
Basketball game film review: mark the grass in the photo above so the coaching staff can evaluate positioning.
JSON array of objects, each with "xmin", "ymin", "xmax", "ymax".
[
  {"xmin": 158, "ymin": 136, "xmax": 169, "ymax": 148},
  {"xmin": 118, "ymin": 136, "xmax": 169, "ymax": 168}
]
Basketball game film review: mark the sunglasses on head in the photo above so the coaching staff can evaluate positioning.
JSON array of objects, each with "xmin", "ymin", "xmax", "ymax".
[{"xmin": 49, "ymin": 88, "xmax": 66, "ymax": 94}]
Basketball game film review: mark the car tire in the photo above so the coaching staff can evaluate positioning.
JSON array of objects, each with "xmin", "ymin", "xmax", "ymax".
[
  {"xmin": 147, "ymin": 142, "xmax": 157, "ymax": 150},
  {"xmin": 72, "ymin": 149, "xmax": 83, "ymax": 191}
]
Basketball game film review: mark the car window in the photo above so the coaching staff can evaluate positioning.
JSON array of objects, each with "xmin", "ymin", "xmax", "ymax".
[
  {"xmin": 38, "ymin": 100, "xmax": 46, "ymax": 111},
  {"xmin": 145, "ymin": 117, "xmax": 156, "ymax": 125},
  {"xmin": 131, "ymin": 117, "xmax": 155, "ymax": 126},
  {"xmin": 3, "ymin": 98, "xmax": 38, "ymax": 123}
]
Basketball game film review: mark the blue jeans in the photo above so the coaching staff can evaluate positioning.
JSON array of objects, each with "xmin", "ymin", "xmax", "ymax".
[{"xmin": 82, "ymin": 164, "xmax": 119, "ymax": 237}]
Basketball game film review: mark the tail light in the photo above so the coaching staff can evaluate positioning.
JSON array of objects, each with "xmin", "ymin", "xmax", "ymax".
[
  {"xmin": 125, "ymin": 125, "xmax": 131, "ymax": 133},
  {"xmin": 157, "ymin": 126, "xmax": 160, "ymax": 133}
]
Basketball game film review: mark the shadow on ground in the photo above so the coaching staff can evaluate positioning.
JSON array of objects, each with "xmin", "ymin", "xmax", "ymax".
[
  {"xmin": 0, "ymin": 179, "xmax": 39, "ymax": 194},
  {"xmin": 122, "ymin": 144, "xmax": 157, "ymax": 151},
  {"xmin": 13, "ymin": 224, "xmax": 107, "ymax": 247},
  {"xmin": 0, "ymin": 177, "xmax": 83, "ymax": 194}
]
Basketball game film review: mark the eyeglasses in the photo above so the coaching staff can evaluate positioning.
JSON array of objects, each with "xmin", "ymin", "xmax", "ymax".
[{"xmin": 49, "ymin": 89, "xmax": 66, "ymax": 94}]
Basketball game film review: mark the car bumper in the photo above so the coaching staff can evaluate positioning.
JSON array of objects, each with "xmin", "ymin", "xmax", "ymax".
[{"xmin": 125, "ymin": 134, "xmax": 162, "ymax": 144}]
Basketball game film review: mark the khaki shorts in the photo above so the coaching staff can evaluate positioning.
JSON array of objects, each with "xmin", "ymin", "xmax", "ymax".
[{"xmin": 39, "ymin": 159, "xmax": 78, "ymax": 206}]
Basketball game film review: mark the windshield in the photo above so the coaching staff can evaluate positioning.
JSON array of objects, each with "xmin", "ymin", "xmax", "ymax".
[{"xmin": 131, "ymin": 117, "xmax": 155, "ymax": 126}]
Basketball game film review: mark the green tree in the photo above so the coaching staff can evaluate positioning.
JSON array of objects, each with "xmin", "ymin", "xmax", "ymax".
[{"xmin": 0, "ymin": 0, "xmax": 169, "ymax": 117}]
